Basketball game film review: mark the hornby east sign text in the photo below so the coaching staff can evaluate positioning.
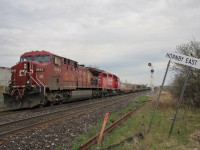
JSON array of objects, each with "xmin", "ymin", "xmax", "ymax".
[{"xmin": 166, "ymin": 53, "xmax": 200, "ymax": 69}]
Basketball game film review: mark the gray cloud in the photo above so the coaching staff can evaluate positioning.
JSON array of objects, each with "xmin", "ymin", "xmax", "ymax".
[{"xmin": 0, "ymin": 0, "xmax": 200, "ymax": 85}]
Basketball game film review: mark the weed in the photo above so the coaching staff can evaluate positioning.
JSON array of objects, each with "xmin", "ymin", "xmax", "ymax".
[{"xmin": 70, "ymin": 91, "xmax": 200, "ymax": 149}]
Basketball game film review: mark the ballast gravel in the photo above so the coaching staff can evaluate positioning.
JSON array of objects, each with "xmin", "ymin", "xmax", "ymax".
[{"xmin": 0, "ymin": 97, "xmax": 139, "ymax": 150}]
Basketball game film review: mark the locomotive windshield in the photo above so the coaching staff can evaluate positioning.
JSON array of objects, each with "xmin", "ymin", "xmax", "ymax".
[
  {"xmin": 20, "ymin": 55, "xmax": 51, "ymax": 62},
  {"xmin": 34, "ymin": 55, "xmax": 51, "ymax": 62},
  {"xmin": 20, "ymin": 56, "xmax": 33, "ymax": 62}
]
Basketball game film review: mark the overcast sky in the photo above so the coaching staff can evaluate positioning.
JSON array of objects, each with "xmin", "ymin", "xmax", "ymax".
[{"xmin": 0, "ymin": 0, "xmax": 200, "ymax": 85}]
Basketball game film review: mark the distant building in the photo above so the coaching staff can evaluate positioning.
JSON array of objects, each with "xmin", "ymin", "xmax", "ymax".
[
  {"xmin": 0, "ymin": 66, "xmax": 11, "ymax": 86},
  {"xmin": 0, "ymin": 67, "xmax": 11, "ymax": 103}
]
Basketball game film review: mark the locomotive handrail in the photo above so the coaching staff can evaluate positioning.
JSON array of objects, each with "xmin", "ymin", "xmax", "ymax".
[
  {"xmin": 29, "ymin": 75, "xmax": 40, "ymax": 87},
  {"xmin": 29, "ymin": 74, "xmax": 45, "ymax": 94},
  {"xmin": 36, "ymin": 74, "xmax": 46, "ymax": 97},
  {"xmin": 36, "ymin": 75, "xmax": 45, "ymax": 87}
]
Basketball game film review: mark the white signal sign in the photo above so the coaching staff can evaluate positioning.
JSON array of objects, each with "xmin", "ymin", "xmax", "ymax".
[{"xmin": 166, "ymin": 53, "xmax": 200, "ymax": 69}]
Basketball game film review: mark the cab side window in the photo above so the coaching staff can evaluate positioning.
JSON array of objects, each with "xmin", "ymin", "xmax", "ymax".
[{"xmin": 53, "ymin": 56, "xmax": 61, "ymax": 66}]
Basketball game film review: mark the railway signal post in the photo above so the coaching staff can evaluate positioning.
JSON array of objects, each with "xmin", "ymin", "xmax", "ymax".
[
  {"xmin": 148, "ymin": 63, "xmax": 154, "ymax": 93},
  {"xmin": 147, "ymin": 60, "xmax": 171, "ymax": 133}
]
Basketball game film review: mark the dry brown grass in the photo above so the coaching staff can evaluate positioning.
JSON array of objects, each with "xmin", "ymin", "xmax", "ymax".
[
  {"xmin": 150, "ymin": 90, "xmax": 176, "ymax": 111},
  {"xmin": 190, "ymin": 130, "xmax": 200, "ymax": 143},
  {"xmin": 79, "ymin": 92, "xmax": 200, "ymax": 150},
  {"xmin": 0, "ymin": 86, "xmax": 5, "ymax": 93}
]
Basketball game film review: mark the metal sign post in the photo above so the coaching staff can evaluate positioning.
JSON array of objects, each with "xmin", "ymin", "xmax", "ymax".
[
  {"xmin": 166, "ymin": 53, "xmax": 200, "ymax": 137},
  {"xmin": 147, "ymin": 60, "xmax": 171, "ymax": 133},
  {"xmin": 168, "ymin": 66, "xmax": 191, "ymax": 137},
  {"xmin": 147, "ymin": 52, "xmax": 200, "ymax": 135}
]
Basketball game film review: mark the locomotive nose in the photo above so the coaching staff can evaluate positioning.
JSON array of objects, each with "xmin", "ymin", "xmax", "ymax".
[{"xmin": 14, "ymin": 61, "xmax": 34, "ymax": 86}]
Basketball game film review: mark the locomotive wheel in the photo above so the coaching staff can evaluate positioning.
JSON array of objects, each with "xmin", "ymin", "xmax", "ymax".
[{"xmin": 55, "ymin": 94, "xmax": 62, "ymax": 105}]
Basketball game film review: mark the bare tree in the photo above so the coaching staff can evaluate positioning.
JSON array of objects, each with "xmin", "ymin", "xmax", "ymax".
[{"xmin": 171, "ymin": 40, "xmax": 200, "ymax": 107}]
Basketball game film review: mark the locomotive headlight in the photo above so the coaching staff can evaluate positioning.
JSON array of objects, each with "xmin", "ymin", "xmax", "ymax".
[
  {"xmin": 39, "ymin": 74, "xmax": 44, "ymax": 78},
  {"xmin": 27, "ymin": 80, "xmax": 30, "ymax": 84},
  {"xmin": 24, "ymin": 63, "xmax": 27, "ymax": 69}
]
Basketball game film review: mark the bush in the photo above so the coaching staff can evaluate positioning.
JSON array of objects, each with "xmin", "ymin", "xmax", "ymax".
[{"xmin": 171, "ymin": 40, "xmax": 200, "ymax": 107}]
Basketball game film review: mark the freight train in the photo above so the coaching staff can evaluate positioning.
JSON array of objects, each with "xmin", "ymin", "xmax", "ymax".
[{"xmin": 3, "ymin": 50, "xmax": 148, "ymax": 109}]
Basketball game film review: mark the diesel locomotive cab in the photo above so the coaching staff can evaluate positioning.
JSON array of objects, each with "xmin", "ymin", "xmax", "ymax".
[{"xmin": 4, "ymin": 51, "xmax": 51, "ymax": 109}]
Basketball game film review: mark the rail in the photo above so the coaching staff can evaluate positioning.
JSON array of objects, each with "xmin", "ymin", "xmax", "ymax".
[
  {"xmin": 0, "ymin": 93, "xmax": 138, "ymax": 141},
  {"xmin": 80, "ymin": 101, "xmax": 149, "ymax": 150}
]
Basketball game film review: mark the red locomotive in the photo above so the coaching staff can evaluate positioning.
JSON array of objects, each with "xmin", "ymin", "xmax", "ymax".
[{"xmin": 4, "ymin": 50, "xmax": 121, "ymax": 108}]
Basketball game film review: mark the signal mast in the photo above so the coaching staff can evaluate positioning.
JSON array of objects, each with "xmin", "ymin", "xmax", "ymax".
[{"xmin": 148, "ymin": 63, "xmax": 154, "ymax": 93}]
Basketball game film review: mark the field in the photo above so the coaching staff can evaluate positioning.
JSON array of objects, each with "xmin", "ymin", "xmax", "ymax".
[{"xmin": 72, "ymin": 91, "xmax": 200, "ymax": 149}]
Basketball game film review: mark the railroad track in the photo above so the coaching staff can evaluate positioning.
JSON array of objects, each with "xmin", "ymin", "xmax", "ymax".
[
  {"xmin": 0, "ymin": 92, "xmax": 146, "ymax": 142},
  {"xmin": 80, "ymin": 100, "xmax": 150, "ymax": 150},
  {"xmin": 0, "ymin": 91, "xmax": 148, "ymax": 123},
  {"xmin": 0, "ymin": 98, "xmax": 104, "ymax": 120},
  {"xmin": 0, "ymin": 95, "xmax": 118, "ymax": 117},
  {"xmin": 0, "ymin": 101, "xmax": 77, "ymax": 119}
]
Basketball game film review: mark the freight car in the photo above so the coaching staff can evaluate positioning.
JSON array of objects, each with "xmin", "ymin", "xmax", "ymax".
[
  {"xmin": 120, "ymin": 83, "xmax": 148, "ymax": 94},
  {"xmin": 3, "ymin": 51, "xmax": 121, "ymax": 109}
]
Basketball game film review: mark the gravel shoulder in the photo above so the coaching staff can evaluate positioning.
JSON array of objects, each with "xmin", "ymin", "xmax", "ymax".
[{"xmin": 0, "ymin": 93, "xmax": 149, "ymax": 150}]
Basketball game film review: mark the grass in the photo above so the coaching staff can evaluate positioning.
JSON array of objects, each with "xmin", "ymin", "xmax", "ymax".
[
  {"xmin": 71, "ymin": 92, "xmax": 200, "ymax": 150},
  {"xmin": 71, "ymin": 95, "xmax": 150, "ymax": 150},
  {"xmin": 102, "ymin": 92, "xmax": 200, "ymax": 149}
]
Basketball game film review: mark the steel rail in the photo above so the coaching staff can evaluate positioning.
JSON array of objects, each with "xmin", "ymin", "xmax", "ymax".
[
  {"xmin": 0, "ymin": 93, "xmax": 135, "ymax": 126},
  {"xmin": 0, "ymin": 90, "xmax": 149, "ymax": 118},
  {"xmin": 0, "ymin": 93, "xmax": 141, "ymax": 141},
  {"xmin": 80, "ymin": 100, "xmax": 149, "ymax": 150},
  {"xmin": 0, "ymin": 92, "xmax": 133, "ymax": 117}
]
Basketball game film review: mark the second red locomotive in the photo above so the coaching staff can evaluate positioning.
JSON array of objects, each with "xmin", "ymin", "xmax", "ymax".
[{"xmin": 4, "ymin": 50, "xmax": 121, "ymax": 108}]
